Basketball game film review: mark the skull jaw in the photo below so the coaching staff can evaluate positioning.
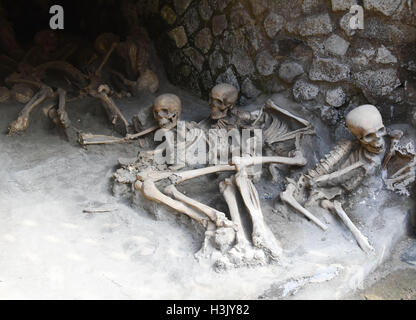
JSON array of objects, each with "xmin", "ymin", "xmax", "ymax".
[
  {"xmin": 157, "ymin": 117, "xmax": 177, "ymax": 130},
  {"xmin": 361, "ymin": 139, "xmax": 385, "ymax": 154},
  {"xmin": 210, "ymin": 107, "xmax": 228, "ymax": 120}
]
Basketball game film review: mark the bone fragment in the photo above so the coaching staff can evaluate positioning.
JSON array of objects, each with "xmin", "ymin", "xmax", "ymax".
[
  {"xmin": 78, "ymin": 125, "xmax": 158, "ymax": 147},
  {"xmin": 8, "ymin": 86, "xmax": 54, "ymax": 135}
]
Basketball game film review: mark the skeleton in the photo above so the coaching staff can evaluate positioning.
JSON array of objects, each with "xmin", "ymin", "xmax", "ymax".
[
  {"xmin": 126, "ymin": 84, "xmax": 315, "ymax": 267},
  {"xmin": 279, "ymin": 104, "xmax": 414, "ymax": 254},
  {"xmin": 78, "ymin": 93, "xmax": 181, "ymax": 147},
  {"xmin": 113, "ymin": 93, "xmax": 205, "ymax": 170},
  {"xmin": 111, "ymin": 68, "xmax": 159, "ymax": 95},
  {"xmin": 75, "ymin": 31, "xmax": 159, "ymax": 139},
  {"xmin": 133, "ymin": 153, "xmax": 308, "ymax": 265},
  {"xmin": 119, "ymin": 0, "xmax": 155, "ymax": 82},
  {"xmin": 6, "ymin": 62, "xmax": 88, "ymax": 136},
  {"xmin": 110, "ymin": 26, "xmax": 159, "ymax": 96},
  {"xmin": 21, "ymin": 30, "xmax": 78, "ymax": 67},
  {"xmin": 6, "ymin": 31, "xmax": 140, "ymax": 138},
  {"xmin": 3, "ymin": 8, "xmax": 157, "ymax": 140},
  {"xmin": 92, "ymin": 33, "xmax": 120, "ymax": 77}
]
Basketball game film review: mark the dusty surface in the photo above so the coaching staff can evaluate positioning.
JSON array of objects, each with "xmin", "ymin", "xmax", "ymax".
[
  {"xmin": 0, "ymin": 85, "xmax": 414, "ymax": 299},
  {"xmin": 347, "ymin": 237, "xmax": 416, "ymax": 300}
]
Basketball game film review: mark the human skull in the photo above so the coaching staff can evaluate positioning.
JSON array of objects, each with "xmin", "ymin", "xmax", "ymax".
[
  {"xmin": 346, "ymin": 104, "xmax": 386, "ymax": 154},
  {"xmin": 209, "ymin": 83, "xmax": 238, "ymax": 120},
  {"xmin": 153, "ymin": 94, "xmax": 182, "ymax": 130}
]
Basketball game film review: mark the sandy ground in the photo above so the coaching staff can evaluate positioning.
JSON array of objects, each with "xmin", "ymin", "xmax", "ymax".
[
  {"xmin": 0, "ymin": 84, "xmax": 281, "ymax": 299},
  {"xmin": 0, "ymin": 83, "xmax": 414, "ymax": 299},
  {"xmin": 347, "ymin": 237, "xmax": 416, "ymax": 300}
]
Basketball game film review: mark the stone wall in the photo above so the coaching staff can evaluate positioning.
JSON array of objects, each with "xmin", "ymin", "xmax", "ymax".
[{"xmin": 139, "ymin": 0, "xmax": 416, "ymax": 126}]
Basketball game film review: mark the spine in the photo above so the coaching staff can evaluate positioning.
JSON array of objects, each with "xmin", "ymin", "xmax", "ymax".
[{"xmin": 306, "ymin": 140, "xmax": 353, "ymax": 179}]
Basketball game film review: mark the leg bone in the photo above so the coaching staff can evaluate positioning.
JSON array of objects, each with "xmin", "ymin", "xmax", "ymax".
[
  {"xmin": 95, "ymin": 85, "xmax": 130, "ymax": 136},
  {"xmin": 234, "ymin": 168, "xmax": 282, "ymax": 258},
  {"xmin": 164, "ymin": 184, "xmax": 236, "ymax": 230},
  {"xmin": 321, "ymin": 199, "xmax": 374, "ymax": 254},
  {"xmin": 220, "ymin": 178, "xmax": 250, "ymax": 246},
  {"xmin": 8, "ymin": 86, "xmax": 54, "ymax": 135},
  {"xmin": 280, "ymin": 184, "xmax": 328, "ymax": 231},
  {"xmin": 139, "ymin": 180, "xmax": 211, "ymax": 228}
]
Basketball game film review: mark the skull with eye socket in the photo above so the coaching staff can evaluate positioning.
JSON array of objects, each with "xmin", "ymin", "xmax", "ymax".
[
  {"xmin": 346, "ymin": 104, "xmax": 387, "ymax": 154},
  {"xmin": 209, "ymin": 83, "xmax": 239, "ymax": 120},
  {"xmin": 153, "ymin": 94, "xmax": 182, "ymax": 130}
]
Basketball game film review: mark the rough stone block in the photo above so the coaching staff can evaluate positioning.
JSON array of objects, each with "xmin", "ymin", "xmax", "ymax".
[
  {"xmin": 309, "ymin": 57, "xmax": 350, "ymax": 82},
  {"xmin": 168, "ymin": 26, "xmax": 188, "ymax": 48},
  {"xmin": 183, "ymin": 47, "xmax": 205, "ymax": 72},
  {"xmin": 331, "ymin": 0, "xmax": 357, "ymax": 11},
  {"xmin": 198, "ymin": 0, "xmax": 213, "ymax": 21},
  {"xmin": 184, "ymin": 7, "xmax": 200, "ymax": 35},
  {"xmin": 161, "ymin": 5, "xmax": 177, "ymax": 25},
  {"xmin": 293, "ymin": 78, "xmax": 319, "ymax": 101},
  {"xmin": 297, "ymin": 13, "xmax": 333, "ymax": 36},
  {"xmin": 174, "ymin": 0, "xmax": 193, "ymax": 16},
  {"xmin": 326, "ymin": 87, "xmax": 347, "ymax": 107},
  {"xmin": 353, "ymin": 68, "xmax": 401, "ymax": 97},
  {"xmin": 278, "ymin": 61, "xmax": 304, "ymax": 83},
  {"xmin": 242, "ymin": 78, "xmax": 261, "ymax": 98},
  {"xmin": 212, "ymin": 14, "xmax": 228, "ymax": 36},
  {"xmin": 209, "ymin": 49, "xmax": 225, "ymax": 73},
  {"xmin": 324, "ymin": 34, "xmax": 350, "ymax": 56},
  {"xmin": 363, "ymin": 0, "xmax": 403, "ymax": 16},
  {"xmin": 231, "ymin": 49, "xmax": 255, "ymax": 76},
  {"xmin": 195, "ymin": 28, "xmax": 213, "ymax": 53},
  {"xmin": 264, "ymin": 13, "xmax": 284, "ymax": 38},
  {"xmin": 256, "ymin": 51, "xmax": 278, "ymax": 76},
  {"xmin": 375, "ymin": 46, "xmax": 398, "ymax": 64}
]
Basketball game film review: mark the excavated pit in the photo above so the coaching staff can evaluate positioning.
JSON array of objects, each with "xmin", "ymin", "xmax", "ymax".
[{"xmin": 0, "ymin": 0, "xmax": 415, "ymax": 299}]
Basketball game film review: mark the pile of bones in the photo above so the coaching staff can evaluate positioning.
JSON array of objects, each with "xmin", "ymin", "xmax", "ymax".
[
  {"xmin": 1, "ymin": 3, "xmax": 415, "ymax": 271},
  {"xmin": 113, "ymin": 83, "xmax": 416, "ymax": 270}
]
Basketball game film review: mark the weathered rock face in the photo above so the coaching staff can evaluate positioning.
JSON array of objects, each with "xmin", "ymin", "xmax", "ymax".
[
  {"xmin": 293, "ymin": 78, "xmax": 319, "ymax": 101},
  {"xmin": 309, "ymin": 58, "xmax": 350, "ymax": 82},
  {"xmin": 353, "ymin": 68, "xmax": 401, "ymax": 98},
  {"xmin": 143, "ymin": 0, "xmax": 416, "ymax": 124},
  {"xmin": 326, "ymin": 87, "xmax": 347, "ymax": 107}
]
